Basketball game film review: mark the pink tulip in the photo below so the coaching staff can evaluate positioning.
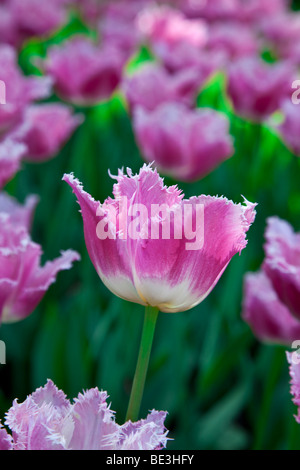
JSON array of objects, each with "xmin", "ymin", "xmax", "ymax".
[
  {"xmin": 0, "ymin": 5, "xmax": 17, "ymax": 46},
  {"xmin": 275, "ymin": 99, "xmax": 300, "ymax": 156},
  {"xmin": 227, "ymin": 57, "xmax": 294, "ymax": 122},
  {"xmin": 181, "ymin": 0, "xmax": 285, "ymax": 23},
  {"xmin": 159, "ymin": 41, "xmax": 226, "ymax": 78},
  {"xmin": 136, "ymin": 4, "xmax": 208, "ymax": 72},
  {"xmin": 263, "ymin": 217, "xmax": 300, "ymax": 320},
  {"xmin": 240, "ymin": 0, "xmax": 286, "ymax": 23},
  {"xmin": 259, "ymin": 13, "xmax": 300, "ymax": 64},
  {"xmin": 9, "ymin": 0, "xmax": 71, "ymax": 44},
  {"xmin": 0, "ymin": 45, "xmax": 52, "ymax": 132},
  {"xmin": 99, "ymin": 0, "xmax": 150, "ymax": 58},
  {"xmin": 0, "ymin": 379, "xmax": 169, "ymax": 450},
  {"xmin": 260, "ymin": 13, "xmax": 300, "ymax": 48},
  {"xmin": 137, "ymin": 4, "xmax": 208, "ymax": 50},
  {"xmin": 76, "ymin": 0, "xmax": 104, "ymax": 27},
  {"xmin": 63, "ymin": 165, "xmax": 256, "ymax": 313},
  {"xmin": 242, "ymin": 270, "xmax": 300, "ymax": 345},
  {"xmin": 122, "ymin": 63, "xmax": 202, "ymax": 112},
  {"xmin": 0, "ymin": 0, "xmax": 72, "ymax": 47},
  {"xmin": 45, "ymin": 37, "xmax": 125, "ymax": 106},
  {"xmin": 133, "ymin": 103, "xmax": 234, "ymax": 182},
  {"xmin": 12, "ymin": 103, "xmax": 83, "ymax": 162},
  {"xmin": 207, "ymin": 22, "xmax": 259, "ymax": 61},
  {"xmin": 180, "ymin": 0, "xmax": 240, "ymax": 21},
  {"xmin": 0, "ymin": 196, "xmax": 80, "ymax": 323}
]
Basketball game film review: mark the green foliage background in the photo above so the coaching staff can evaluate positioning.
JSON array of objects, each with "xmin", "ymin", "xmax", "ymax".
[{"xmin": 1, "ymin": 8, "xmax": 300, "ymax": 450}]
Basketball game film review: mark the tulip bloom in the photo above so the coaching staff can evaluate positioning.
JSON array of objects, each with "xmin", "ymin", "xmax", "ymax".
[
  {"xmin": 180, "ymin": 0, "xmax": 240, "ymax": 21},
  {"xmin": 276, "ymin": 99, "xmax": 300, "ymax": 156},
  {"xmin": 160, "ymin": 42, "xmax": 225, "ymax": 79},
  {"xmin": 63, "ymin": 165, "xmax": 256, "ymax": 313},
  {"xmin": 9, "ymin": 0, "xmax": 72, "ymax": 44},
  {"xmin": 181, "ymin": 0, "xmax": 285, "ymax": 22},
  {"xmin": 133, "ymin": 103, "xmax": 234, "ymax": 182},
  {"xmin": 0, "ymin": 45, "xmax": 52, "ymax": 132},
  {"xmin": 136, "ymin": 4, "xmax": 208, "ymax": 50},
  {"xmin": 207, "ymin": 22, "xmax": 259, "ymax": 61},
  {"xmin": 12, "ymin": 103, "xmax": 83, "ymax": 162},
  {"xmin": 0, "ymin": 5, "xmax": 16, "ymax": 46},
  {"xmin": 0, "ymin": 0, "xmax": 71, "ymax": 47},
  {"xmin": 263, "ymin": 217, "xmax": 300, "ymax": 320},
  {"xmin": 122, "ymin": 63, "xmax": 202, "ymax": 112},
  {"xmin": 64, "ymin": 164, "xmax": 256, "ymax": 421},
  {"xmin": 45, "ymin": 37, "xmax": 125, "ymax": 106},
  {"xmin": 242, "ymin": 270, "xmax": 300, "ymax": 345},
  {"xmin": 227, "ymin": 57, "xmax": 294, "ymax": 122},
  {"xmin": 99, "ymin": 0, "xmax": 148, "ymax": 59},
  {"xmin": 0, "ymin": 379, "xmax": 169, "ymax": 450},
  {"xmin": 240, "ymin": 0, "xmax": 286, "ymax": 23},
  {"xmin": 260, "ymin": 13, "xmax": 300, "ymax": 60},
  {"xmin": 242, "ymin": 217, "xmax": 300, "ymax": 344},
  {"xmin": 0, "ymin": 196, "xmax": 80, "ymax": 324},
  {"xmin": 136, "ymin": 5, "xmax": 211, "ymax": 75}
]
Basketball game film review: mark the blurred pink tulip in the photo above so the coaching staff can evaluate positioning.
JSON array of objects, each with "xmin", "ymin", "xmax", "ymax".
[
  {"xmin": 160, "ymin": 41, "xmax": 226, "ymax": 78},
  {"xmin": 122, "ymin": 63, "xmax": 201, "ymax": 112},
  {"xmin": 133, "ymin": 103, "xmax": 234, "ymax": 182},
  {"xmin": 0, "ymin": 45, "xmax": 52, "ymax": 132},
  {"xmin": 207, "ymin": 22, "xmax": 259, "ymax": 61},
  {"xmin": 45, "ymin": 37, "xmax": 125, "ymax": 106},
  {"xmin": 137, "ymin": 4, "xmax": 208, "ymax": 49},
  {"xmin": 276, "ymin": 99, "xmax": 300, "ymax": 156},
  {"xmin": 180, "ymin": 0, "xmax": 240, "ymax": 21},
  {"xmin": 263, "ymin": 217, "xmax": 300, "ymax": 320},
  {"xmin": 243, "ymin": 270, "xmax": 300, "ymax": 345},
  {"xmin": 0, "ymin": 0, "xmax": 72, "ymax": 47},
  {"xmin": 227, "ymin": 57, "xmax": 294, "ymax": 122},
  {"xmin": 0, "ymin": 195, "xmax": 80, "ymax": 323},
  {"xmin": 99, "ymin": 0, "xmax": 150, "ymax": 58},
  {"xmin": 12, "ymin": 103, "xmax": 83, "ymax": 162}
]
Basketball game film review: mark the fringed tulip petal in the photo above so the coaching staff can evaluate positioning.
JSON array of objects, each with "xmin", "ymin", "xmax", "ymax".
[
  {"xmin": 5, "ymin": 380, "xmax": 73, "ymax": 450},
  {"xmin": 68, "ymin": 389, "xmax": 119, "ymax": 450},
  {"xmin": 118, "ymin": 410, "xmax": 169, "ymax": 450}
]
